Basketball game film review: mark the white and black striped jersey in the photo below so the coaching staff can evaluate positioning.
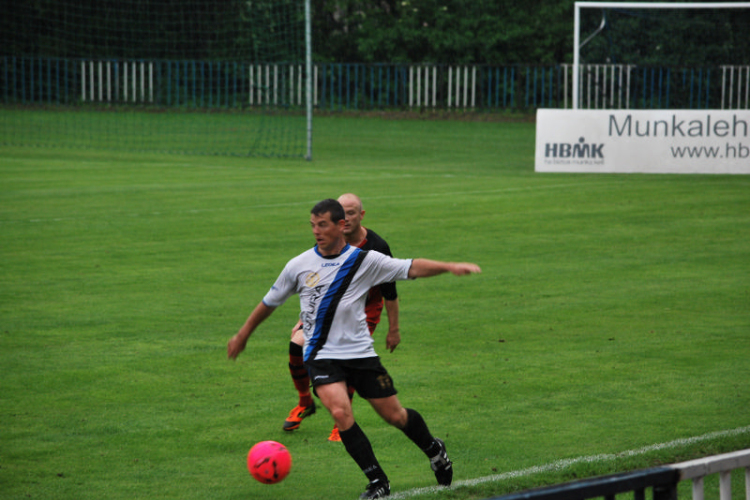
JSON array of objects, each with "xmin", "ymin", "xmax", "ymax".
[{"xmin": 262, "ymin": 244, "xmax": 412, "ymax": 362}]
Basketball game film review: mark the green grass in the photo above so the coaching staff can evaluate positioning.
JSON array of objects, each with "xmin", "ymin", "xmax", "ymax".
[
  {"xmin": 0, "ymin": 107, "xmax": 306, "ymax": 156},
  {"xmin": 1, "ymin": 113, "xmax": 749, "ymax": 500}
]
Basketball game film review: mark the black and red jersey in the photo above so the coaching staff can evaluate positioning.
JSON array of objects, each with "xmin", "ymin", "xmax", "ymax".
[{"xmin": 356, "ymin": 228, "xmax": 397, "ymax": 333}]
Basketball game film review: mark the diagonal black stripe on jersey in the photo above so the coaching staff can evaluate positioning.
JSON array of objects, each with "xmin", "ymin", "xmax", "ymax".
[{"xmin": 308, "ymin": 250, "xmax": 369, "ymax": 361}]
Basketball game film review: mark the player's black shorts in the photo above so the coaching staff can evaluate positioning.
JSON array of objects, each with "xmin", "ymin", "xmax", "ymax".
[{"xmin": 305, "ymin": 357, "xmax": 398, "ymax": 399}]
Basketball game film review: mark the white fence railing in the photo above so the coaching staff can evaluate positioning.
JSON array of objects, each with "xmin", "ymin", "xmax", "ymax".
[
  {"xmin": 721, "ymin": 65, "xmax": 750, "ymax": 110},
  {"xmin": 6, "ymin": 57, "xmax": 748, "ymax": 110},
  {"xmin": 81, "ymin": 61, "xmax": 155, "ymax": 103},
  {"xmin": 81, "ymin": 61, "xmax": 748, "ymax": 110},
  {"xmin": 673, "ymin": 448, "xmax": 750, "ymax": 500}
]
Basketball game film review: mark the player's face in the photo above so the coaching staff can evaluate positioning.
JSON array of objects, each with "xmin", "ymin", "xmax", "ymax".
[
  {"xmin": 339, "ymin": 198, "xmax": 364, "ymax": 236},
  {"xmin": 310, "ymin": 211, "xmax": 345, "ymax": 255}
]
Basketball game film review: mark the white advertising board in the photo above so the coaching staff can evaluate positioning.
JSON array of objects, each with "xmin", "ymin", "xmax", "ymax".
[{"xmin": 535, "ymin": 109, "xmax": 750, "ymax": 174}]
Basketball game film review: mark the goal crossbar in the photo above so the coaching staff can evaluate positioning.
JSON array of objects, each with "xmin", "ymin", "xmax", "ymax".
[{"xmin": 573, "ymin": 1, "xmax": 750, "ymax": 109}]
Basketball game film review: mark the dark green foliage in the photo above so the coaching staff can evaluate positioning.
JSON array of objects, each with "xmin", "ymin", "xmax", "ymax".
[
  {"xmin": 0, "ymin": 0, "xmax": 304, "ymax": 61},
  {"xmin": 3, "ymin": 0, "xmax": 747, "ymax": 65},
  {"xmin": 311, "ymin": 0, "xmax": 576, "ymax": 64},
  {"xmin": 580, "ymin": 7, "xmax": 750, "ymax": 66}
]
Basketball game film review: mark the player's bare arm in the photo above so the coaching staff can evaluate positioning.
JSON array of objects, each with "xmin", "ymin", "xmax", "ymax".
[
  {"xmin": 228, "ymin": 302, "xmax": 276, "ymax": 359},
  {"xmin": 408, "ymin": 259, "xmax": 481, "ymax": 279}
]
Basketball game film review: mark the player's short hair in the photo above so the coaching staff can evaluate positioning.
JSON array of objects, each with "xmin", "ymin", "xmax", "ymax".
[{"xmin": 311, "ymin": 199, "xmax": 345, "ymax": 223}]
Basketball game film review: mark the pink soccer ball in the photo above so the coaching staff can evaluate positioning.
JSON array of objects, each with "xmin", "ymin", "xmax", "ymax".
[{"xmin": 247, "ymin": 441, "xmax": 292, "ymax": 484}]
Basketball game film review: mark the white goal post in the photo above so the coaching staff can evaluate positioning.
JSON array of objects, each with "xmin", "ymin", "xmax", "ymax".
[
  {"xmin": 305, "ymin": 0, "xmax": 313, "ymax": 161},
  {"xmin": 573, "ymin": 2, "xmax": 750, "ymax": 110}
]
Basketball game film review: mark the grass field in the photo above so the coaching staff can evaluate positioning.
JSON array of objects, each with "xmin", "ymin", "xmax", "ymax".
[
  {"xmin": 1, "ymin": 113, "xmax": 749, "ymax": 500},
  {"xmin": 0, "ymin": 107, "xmax": 307, "ymax": 157}
]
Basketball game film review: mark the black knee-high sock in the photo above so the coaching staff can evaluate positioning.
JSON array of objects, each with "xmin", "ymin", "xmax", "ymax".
[
  {"xmin": 339, "ymin": 422, "xmax": 388, "ymax": 483},
  {"xmin": 401, "ymin": 408, "xmax": 440, "ymax": 457}
]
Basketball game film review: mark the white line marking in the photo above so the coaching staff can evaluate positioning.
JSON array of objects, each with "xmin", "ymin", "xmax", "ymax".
[{"xmin": 390, "ymin": 426, "xmax": 750, "ymax": 499}]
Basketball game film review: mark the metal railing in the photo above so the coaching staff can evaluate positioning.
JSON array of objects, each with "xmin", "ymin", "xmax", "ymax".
[
  {"xmin": 2, "ymin": 56, "xmax": 749, "ymax": 111},
  {"xmin": 482, "ymin": 449, "xmax": 750, "ymax": 500},
  {"xmin": 674, "ymin": 449, "xmax": 750, "ymax": 500},
  {"xmin": 483, "ymin": 467, "xmax": 680, "ymax": 500}
]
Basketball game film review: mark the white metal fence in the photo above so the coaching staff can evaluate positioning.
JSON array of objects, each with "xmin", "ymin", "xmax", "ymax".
[
  {"xmin": 81, "ymin": 61, "xmax": 155, "ymax": 103},
  {"xmin": 7, "ymin": 57, "xmax": 749, "ymax": 110},
  {"xmin": 568, "ymin": 63, "xmax": 750, "ymax": 110},
  {"xmin": 673, "ymin": 448, "xmax": 750, "ymax": 500},
  {"xmin": 721, "ymin": 65, "xmax": 750, "ymax": 110}
]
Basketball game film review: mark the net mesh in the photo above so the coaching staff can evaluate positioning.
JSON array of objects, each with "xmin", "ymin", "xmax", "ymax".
[
  {"xmin": 577, "ymin": 5, "xmax": 750, "ymax": 109},
  {"xmin": 580, "ymin": 6, "xmax": 749, "ymax": 67},
  {"xmin": 0, "ymin": 0, "xmax": 307, "ymax": 157}
]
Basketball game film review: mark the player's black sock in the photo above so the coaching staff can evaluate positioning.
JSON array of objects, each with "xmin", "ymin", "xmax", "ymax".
[
  {"xmin": 401, "ymin": 408, "xmax": 440, "ymax": 456},
  {"xmin": 339, "ymin": 422, "xmax": 388, "ymax": 483}
]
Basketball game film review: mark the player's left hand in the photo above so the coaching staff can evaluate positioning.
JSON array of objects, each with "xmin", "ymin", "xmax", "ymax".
[
  {"xmin": 449, "ymin": 263, "xmax": 482, "ymax": 275},
  {"xmin": 386, "ymin": 328, "xmax": 401, "ymax": 353}
]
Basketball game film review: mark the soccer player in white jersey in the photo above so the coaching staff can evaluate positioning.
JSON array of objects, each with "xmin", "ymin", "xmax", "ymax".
[
  {"xmin": 227, "ymin": 198, "xmax": 481, "ymax": 499},
  {"xmin": 283, "ymin": 193, "xmax": 401, "ymax": 442}
]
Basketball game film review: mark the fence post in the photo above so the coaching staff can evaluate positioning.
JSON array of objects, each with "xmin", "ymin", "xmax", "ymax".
[
  {"xmin": 653, "ymin": 482, "xmax": 678, "ymax": 500},
  {"xmin": 719, "ymin": 470, "xmax": 731, "ymax": 500}
]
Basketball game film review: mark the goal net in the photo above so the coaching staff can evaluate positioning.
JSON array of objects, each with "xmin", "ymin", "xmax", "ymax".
[
  {"xmin": 0, "ymin": 0, "xmax": 310, "ymax": 158},
  {"xmin": 573, "ymin": 2, "xmax": 750, "ymax": 110}
]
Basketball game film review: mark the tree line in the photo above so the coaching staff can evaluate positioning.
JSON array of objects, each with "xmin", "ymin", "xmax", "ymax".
[{"xmin": 2, "ymin": 0, "xmax": 748, "ymax": 66}]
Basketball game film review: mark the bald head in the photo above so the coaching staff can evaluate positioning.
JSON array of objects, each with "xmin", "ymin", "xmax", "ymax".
[
  {"xmin": 337, "ymin": 193, "xmax": 366, "ymax": 243},
  {"xmin": 337, "ymin": 193, "xmax": 362, "ymax": 212}
]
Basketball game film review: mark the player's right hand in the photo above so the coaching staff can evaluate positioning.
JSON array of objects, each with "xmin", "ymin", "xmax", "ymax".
[{"xmin": 227, "ymin": 334, "xmax": 247, "ymax": 360}]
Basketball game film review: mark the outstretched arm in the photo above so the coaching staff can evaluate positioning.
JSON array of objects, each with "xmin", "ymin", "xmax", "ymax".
[
  {"xmin": 227, "ymin": 301, "xmax": 276, "ymax": 359},
  {"xmin": 407, "ymin": 259, "xmax": 481, "ymax": 279}
]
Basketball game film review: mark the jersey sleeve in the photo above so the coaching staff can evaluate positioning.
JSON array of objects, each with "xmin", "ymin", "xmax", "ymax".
[
  {"xmin": 360, "ymin": 251, "xmax": 412, "ymax": 286},
  {"xmin": 379, "ymin": 278, "xmax": 398, "ymax": 301},
  {"xmin": 262, "ymin": 262, "xmax": 298, "ymax": 308}
]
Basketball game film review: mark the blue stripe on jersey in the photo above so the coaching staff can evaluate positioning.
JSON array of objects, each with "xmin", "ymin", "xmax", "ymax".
[{"xmin": 304, "ymin": 247, "xmax": 362, "ymax": 362}]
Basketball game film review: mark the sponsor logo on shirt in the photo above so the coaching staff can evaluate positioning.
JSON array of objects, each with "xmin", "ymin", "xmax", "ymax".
[{"xmin": 305, "ymin": 272, "xmax": 320, "ymax": 287}]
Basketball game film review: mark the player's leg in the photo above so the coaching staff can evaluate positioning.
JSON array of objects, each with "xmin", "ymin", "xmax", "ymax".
[
  {"xmin": 312, "ymin": 362, "xmax": 390, "ymax": 499},
  {"xmin": 328, "ymin": 376, "xmax": 357, "ymax": 442},
  {"xmin": 284, "ymin": 322, "xmax": 315, "ymax": 431},
  {"xmin": 362, "ymin": 370, "xmax": 453, "ymax": 487},
  {"xmin": 314, "ymin": 380, "xmax": 354, "ymax": 429},
  {"xmin": 328, "ymin": 321, "xmax": 376, "ymax": 442}
]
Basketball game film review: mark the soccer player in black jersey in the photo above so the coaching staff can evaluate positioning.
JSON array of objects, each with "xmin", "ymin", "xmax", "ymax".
[{"xmin": 284, "ymin": 193, "xmax": 401, "ymax": 441}]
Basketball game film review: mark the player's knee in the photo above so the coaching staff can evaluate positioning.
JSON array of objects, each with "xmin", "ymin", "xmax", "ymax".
[
  {"xmin": 329, "ymin": 406, "xmax": 350, "ymax": 424},
  {"xmin": 383, "ymin": 408, "xmax": 408, "ymax": 428}
]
